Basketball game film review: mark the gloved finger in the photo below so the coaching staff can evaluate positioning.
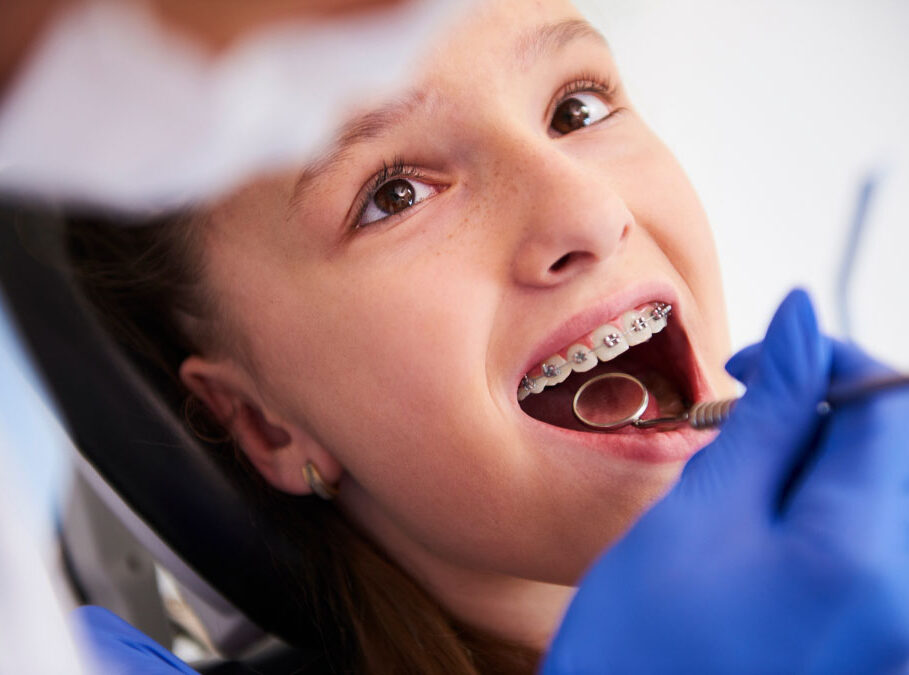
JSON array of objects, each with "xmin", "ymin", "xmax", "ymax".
[
  {"xmin": 677, "ymin": 290, "xmax": 832, "ymax": 515},
  {"xmin": 724, "ymin": 342, "xmax": 761, "ymax": 382},
  {"xmin": 786, "ymin": 346, "xmax": 909, "ymax": 541},
  {"xmin": 722, "ymin": 339, "xmax": 886, "ymax": 412},
  {"xmin": 828, "ymin": 339, "xmax": 896, "ymax": 383},
  {"xmin": 743, "ymin": 290, "xmax": 831, "ymax": 408}
]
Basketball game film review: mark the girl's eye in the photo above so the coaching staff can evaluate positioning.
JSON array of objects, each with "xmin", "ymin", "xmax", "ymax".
[
  {"xmin": 360, "ymin": 177, "xmax": 437, "ymax": 226},
  {"xmin": 550, "ymin": 91, "xmax": 611, "ymax": 135}
]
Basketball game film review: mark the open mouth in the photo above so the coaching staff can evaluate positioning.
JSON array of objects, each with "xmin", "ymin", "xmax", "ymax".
[{"xmin": 518, "ymin": 302, "xmax": 697, "ymax": 433}]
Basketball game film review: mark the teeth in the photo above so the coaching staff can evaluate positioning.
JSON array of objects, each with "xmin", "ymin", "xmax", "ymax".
[
  {"xmin": 568, "ymin": 343, "xmax": 597, "ymax": 373},
  {"xmin": 518, "ymin": 374, "xmax": 545, "ymax": 401},
  {"xmin": 621, "ymin": 309, "xmax": 652, "ymax": 346},
  {"xmin": 542, "ymin": 355, "xmax": 571, "ymax": 386},
  {"xmin": 526, "ymin": 374, "xmax": 546, "ymax": 395},
  {"xmin": 517, "ymin": 300, "xmax": 674, "ymax": 400},
  {"xmin": 645, "ymin": 303, "xmax": 668, "ymax": 334},
  {"xmin": 591, "ymin": 323, "xmax": 628, "ymax": 362}
]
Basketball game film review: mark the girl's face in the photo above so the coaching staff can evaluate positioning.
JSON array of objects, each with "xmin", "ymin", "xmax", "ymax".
[{"xmin": 188, "ymin": 0, "xmax": 734, "ymax": 636}]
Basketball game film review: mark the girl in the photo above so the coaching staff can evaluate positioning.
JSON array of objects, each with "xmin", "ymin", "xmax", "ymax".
[{"xmin": 69, "ymin": 0, "xmax": 866, "ymax": 671}]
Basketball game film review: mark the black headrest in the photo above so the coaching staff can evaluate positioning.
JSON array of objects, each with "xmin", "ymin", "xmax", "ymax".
[{"xmin": 0, "ymin": 203, "xmax": 323, "ymax": 656}]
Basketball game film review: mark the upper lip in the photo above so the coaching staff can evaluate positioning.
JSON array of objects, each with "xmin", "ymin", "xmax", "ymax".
[{"xmin": 512, "ymin": 279, "xmax": 682, "ymax": 388}]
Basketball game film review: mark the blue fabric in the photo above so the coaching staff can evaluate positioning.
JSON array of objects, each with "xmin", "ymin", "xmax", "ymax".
[
  {"xmin": 72, "ymin": 606, "xmax": 199, "ymax": 675},
  {"xmin": 543, "ymin": 290, "xmax": 909, "ymax": 673}
]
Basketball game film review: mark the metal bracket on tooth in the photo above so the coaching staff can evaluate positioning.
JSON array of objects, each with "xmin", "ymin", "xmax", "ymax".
[
  {"xmin": 542, "ymin": 363, "xmax": 562, "ymax": 378},
  {"xmin": 651, "ymin": 302, "xmax": 672, "ymax": 321}
]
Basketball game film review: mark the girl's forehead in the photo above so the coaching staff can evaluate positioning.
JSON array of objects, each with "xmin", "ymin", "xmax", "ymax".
[{"xmin": 428, "ymin": 0, "xmax": 600, "ymax": 69}]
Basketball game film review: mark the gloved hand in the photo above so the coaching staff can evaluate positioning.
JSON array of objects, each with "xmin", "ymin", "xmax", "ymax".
[
  {"xmin": 543, "ymin": 290, "xmax": 909, "ymax": 674},
  {"xmin": 72, "ymin": 606, "xmax": 199, "ymax": 675}
]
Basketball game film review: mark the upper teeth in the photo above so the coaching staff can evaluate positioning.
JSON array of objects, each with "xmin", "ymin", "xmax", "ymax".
[{"xmin": 518, "ymin": 301, "xmax": 672, "ymax": 401}]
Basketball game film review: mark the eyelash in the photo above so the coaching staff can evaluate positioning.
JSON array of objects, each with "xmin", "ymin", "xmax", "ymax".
[
  {"xmin": 352, "ymin": 74, "xmax": 620, "ymax": 230},
  {"xmin": 350, "ymin": 157, "xmax": 429, "ymax": 229},
  {"xmin": 549, "ymin": 72, "xmax": 619, "ymax": 124}
]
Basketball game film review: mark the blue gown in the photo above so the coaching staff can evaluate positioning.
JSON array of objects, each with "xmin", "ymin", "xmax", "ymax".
[{"xmin": 73, "ymin": 606, "xmax": 198, "ymax": 675}]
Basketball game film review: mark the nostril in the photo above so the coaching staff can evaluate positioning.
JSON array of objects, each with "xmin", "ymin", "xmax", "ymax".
[
  {"xmin": 549, "ymin": 251, "xmax": 596, "ymax": 274},
  {"xmin": 549, "ymin": 253, "xmax": 573, "ymax": 273}
]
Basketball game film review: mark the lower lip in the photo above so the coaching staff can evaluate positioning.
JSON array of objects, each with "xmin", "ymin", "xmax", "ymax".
[{"xmin": 522, "ymin": 414, "xmax": 715, "ymax": 463}]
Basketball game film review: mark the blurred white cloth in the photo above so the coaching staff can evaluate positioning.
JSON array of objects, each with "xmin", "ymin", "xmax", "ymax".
[{"xmin": 0, "ymin": 0, "xmax": 459, "ymax": 212}]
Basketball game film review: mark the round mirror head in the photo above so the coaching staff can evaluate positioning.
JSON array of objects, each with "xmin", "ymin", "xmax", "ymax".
[{"xmin": 572, "ymin": 372, "xmax": 650, "ymax": 430}]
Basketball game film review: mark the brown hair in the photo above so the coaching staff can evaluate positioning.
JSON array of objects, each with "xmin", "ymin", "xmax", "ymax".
[{"xmin": 64, "ymin": 212, "xmax": 540, "ymax": 674}]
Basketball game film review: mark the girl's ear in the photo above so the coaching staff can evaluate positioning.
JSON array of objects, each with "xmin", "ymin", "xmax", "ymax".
[{"xmin": 179, "ymin": 355, "xmax": 343, "ymax": 496}]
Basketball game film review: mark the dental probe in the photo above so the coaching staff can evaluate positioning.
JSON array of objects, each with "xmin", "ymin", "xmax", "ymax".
[{"xmin": 573, "ymin": 372, "xmax": 909, "ymax": 431}]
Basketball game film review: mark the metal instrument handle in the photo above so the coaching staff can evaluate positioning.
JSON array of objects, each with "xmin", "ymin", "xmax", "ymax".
[{"xmin": 634, "ymin": 374, "xmax": 909, "ymax": 432}]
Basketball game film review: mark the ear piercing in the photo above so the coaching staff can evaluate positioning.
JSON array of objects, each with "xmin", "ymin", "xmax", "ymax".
[{"xmin": 303, "ymin": 462, "xmax": 338, "ymax": 500}]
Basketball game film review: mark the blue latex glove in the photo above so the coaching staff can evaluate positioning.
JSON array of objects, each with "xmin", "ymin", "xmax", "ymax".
[
  {"xmin": 72, "ymin": 606, "xmax": 199, "ymax": 675},
  {"xmin": 543, "ymin": 290, "xmax": 909, "ymax": 674}
]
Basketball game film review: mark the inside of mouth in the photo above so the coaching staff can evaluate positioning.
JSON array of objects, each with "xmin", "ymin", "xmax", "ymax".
[
  {"xmin": 573, "ymin": 374, "xmax": 649, "ymax": 428},
  {"xmin": 518, "ymin": 330, "xmax": 692, "ymax": 433}
]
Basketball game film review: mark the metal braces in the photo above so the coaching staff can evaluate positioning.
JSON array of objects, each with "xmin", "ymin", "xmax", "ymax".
[{"xmin": 520, "ymin": 302, "xmax": 672, "ymax": 393}]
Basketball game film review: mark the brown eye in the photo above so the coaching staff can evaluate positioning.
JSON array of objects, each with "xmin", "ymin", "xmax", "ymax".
[
  {"xmin": 550, "ymin": 92, "xmax": 611, "ymax": 135},
  {"xmin": 359, "ymin": 174, "xmax": 439, "ymax": 227},
  {"xmin": 374, "ymin": 178, "xmax": 416, "ymax": 216},
  {"xmin": 552, "ymin": 98, "xmax": 591, "ymax": 134}
]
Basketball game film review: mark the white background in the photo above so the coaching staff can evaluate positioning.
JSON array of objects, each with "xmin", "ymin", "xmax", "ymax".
[{"xmin": 577, "ymin": 0, "xmax": 909, "ymax": 368}]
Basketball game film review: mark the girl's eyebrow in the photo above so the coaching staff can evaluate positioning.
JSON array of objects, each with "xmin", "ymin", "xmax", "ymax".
[
  {"xmin": 515, "ymin": 18, "xmax": 609, "ymax": 68},
  {"xmin": 289, "ymin": 90, "xmax": 427, "ymax": 210}
]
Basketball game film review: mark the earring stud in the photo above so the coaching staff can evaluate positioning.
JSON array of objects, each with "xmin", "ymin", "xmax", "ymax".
[{"xmin": 303, "ymin": 462, "xmax": 339, "ymax": 500}]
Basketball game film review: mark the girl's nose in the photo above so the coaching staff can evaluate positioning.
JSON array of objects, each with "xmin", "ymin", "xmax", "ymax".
[{"xmin": 507, "ymin": 145, "xmax": 633, "ymax": 288}]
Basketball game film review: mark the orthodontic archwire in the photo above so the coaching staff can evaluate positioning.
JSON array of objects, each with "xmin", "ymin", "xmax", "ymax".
[{"xmin": 519, "ymin": 302, "xmax": 673, "ymax": 393}]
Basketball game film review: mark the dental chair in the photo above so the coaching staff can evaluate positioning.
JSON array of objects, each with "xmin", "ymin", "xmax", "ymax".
[{"xmin": 0, "ymin": 202, "xmax": 331, "ymax": 674}]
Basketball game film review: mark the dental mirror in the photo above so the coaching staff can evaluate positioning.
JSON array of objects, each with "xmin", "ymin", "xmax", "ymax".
[{"xmin": 571, "ymin": 372, "xmax": 650, "ymax": 430}]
